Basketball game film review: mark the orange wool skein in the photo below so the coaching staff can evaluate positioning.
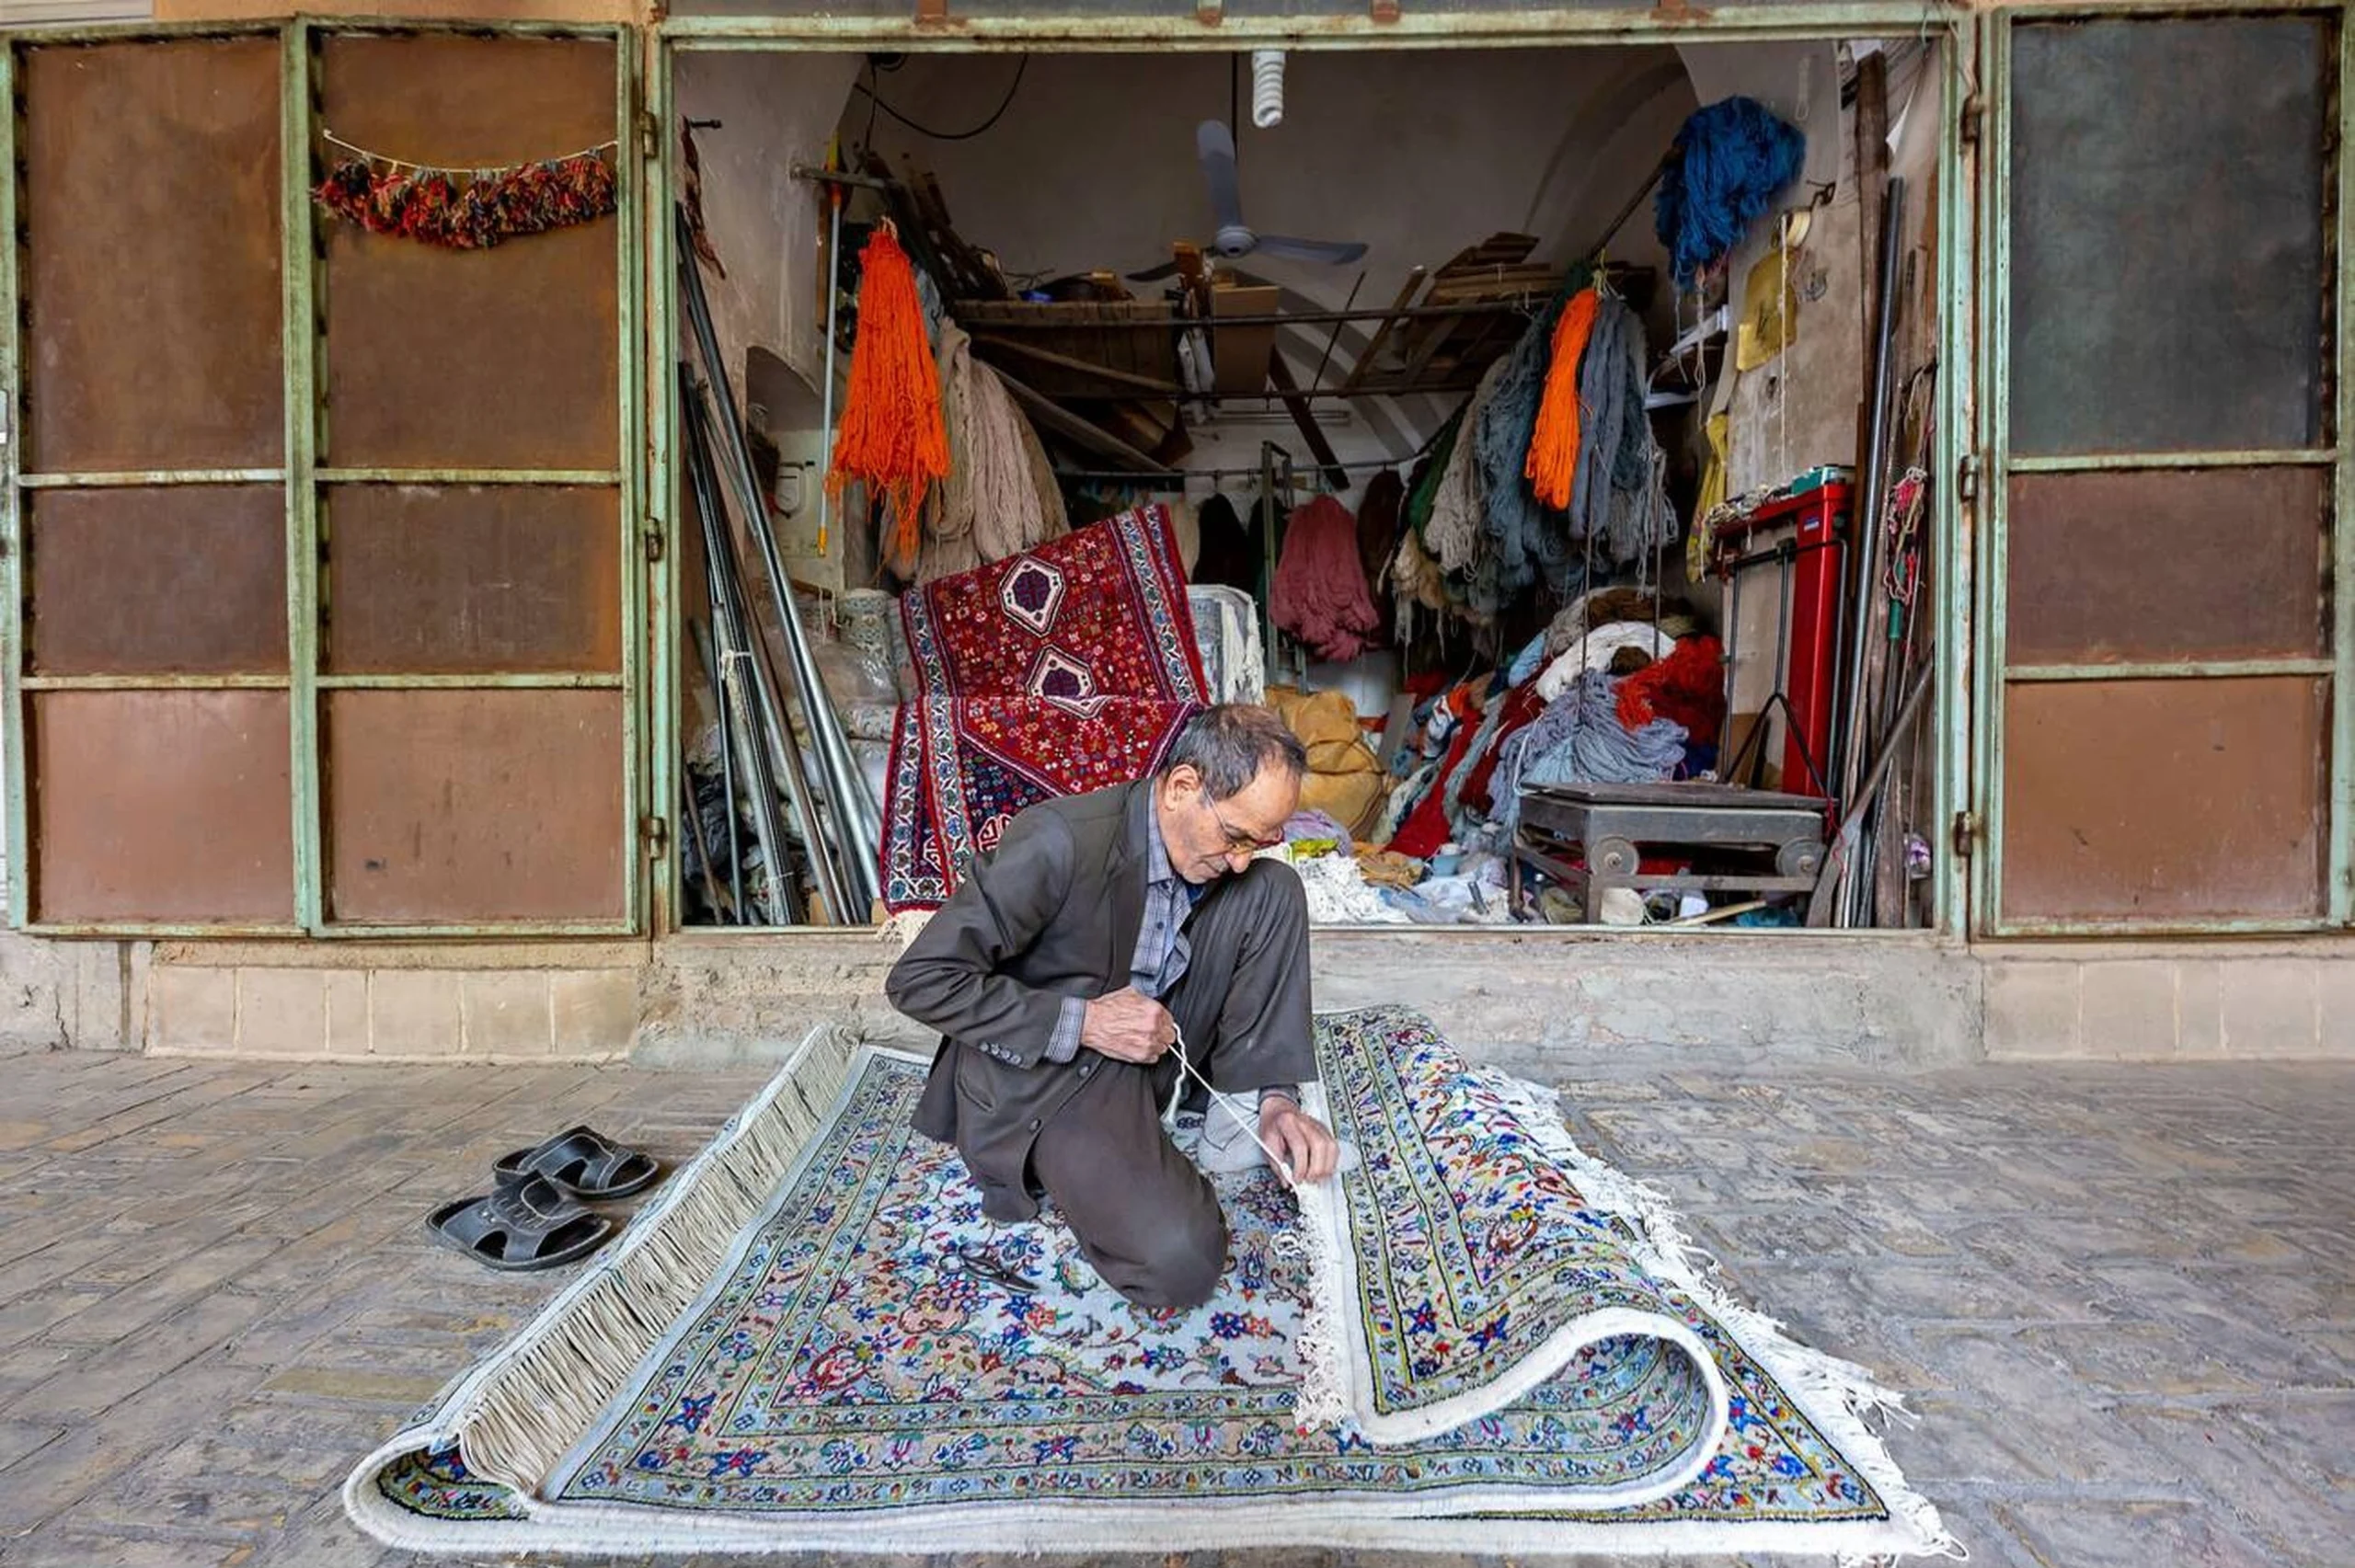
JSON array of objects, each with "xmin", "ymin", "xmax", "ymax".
[
  {"xmin": 1523, "ymin": 287, "xmax": 1602, "ymax": 510},
  {"xmin": 826, "ymin": 222, "xmax": 949, "ymax": 576}
]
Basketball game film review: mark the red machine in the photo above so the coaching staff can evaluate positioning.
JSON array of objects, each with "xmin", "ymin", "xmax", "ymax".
[{"xmin": 1707, "ymin": 479, "xmax": 1853, "ymax": 799}]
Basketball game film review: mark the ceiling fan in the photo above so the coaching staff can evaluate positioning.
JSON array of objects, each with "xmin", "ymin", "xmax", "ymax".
[{"xmin": 1131, "ymin": 120, "xmax": 1370, "ymax": 281}]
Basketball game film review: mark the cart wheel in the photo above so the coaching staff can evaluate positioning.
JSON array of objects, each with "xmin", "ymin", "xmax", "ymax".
[
  {"xmin": 1777, "ymin": 839, "xmax": 1826, "ymax": 878},
  {"xmin": 1588, "ymin": 836, "xmax": 1640, "ymax": 877}
]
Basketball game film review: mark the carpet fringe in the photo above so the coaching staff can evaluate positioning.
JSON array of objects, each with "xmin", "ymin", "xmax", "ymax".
[
  {"xmin": 1285, "ymin": 1084, "xmax": 1352, "ymax": 1432},
  {"xmin": 1470, "ymin": 1067, "xmax": 1964, "ymax": 1563},
  {"xmin": 446, "ymin": 1024, "xmax": 861, "ymax": 1503},
  {"xmin": 878, "ymin": 909, "xmax": 933, "ymax": 950}
]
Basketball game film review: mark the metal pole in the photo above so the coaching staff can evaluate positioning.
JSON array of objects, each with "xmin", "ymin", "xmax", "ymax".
[
  {"xmin": 1808, "ymin": 653, "xmax": 1934, "ymax": 929},
  {"xmin": 818, "ymin": 177, "xmax": 843, "ymax": 561},
  {"xmin": 685, "ymin": 375, "xmax": 842, "ymax": 922},
  {"xmin": 679, "ymin": 768, "xmax": 727, "ymax": 923},
  {"xmin": 689, "ymin": 619, "xmax": 748, "ymax": 923},
  {"xmin": 683, "ymin": 372, "xmax": 823, "ymax": 923},
  {"xmin": 1835, "ymin": 178, "xmax": 1908, "ymax": 813},
  {"xmin": 677, "ymin": 206, "xmax": 882, "ymax": 914}
]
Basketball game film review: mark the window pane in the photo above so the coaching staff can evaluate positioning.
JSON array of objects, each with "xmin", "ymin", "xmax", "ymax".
[
  {"xmin": 32, "ymin": 691, "xmax": 293, "ymax": 923},
  {"xmin": 324, "ymin": 486, "xmax": 621, "ymax": 674},
  {"xmin": 19, "ymin": 39, "xmax": 283, "ymax": 472},
  {"xmin": 2005, "ymin": 467, "xmax": 2327, "ymax": 665},
  {"xmin": 2001, "ymin": 676, "xmax": 2326, "ymax": 923},
  {"xmin": 2008, "ymin": 17, "xmax": 2328, "ymax": 454},
  {"xmin": 28, "ymin": 486, "xmax": 287, "ymax": 676},
  {"xmin": 327, "ymin": 689, "xmax": 625, "ymax": 922},
  {"xmin": 317, "ymin": 33, "xmax": 619, "ymax": 470}
]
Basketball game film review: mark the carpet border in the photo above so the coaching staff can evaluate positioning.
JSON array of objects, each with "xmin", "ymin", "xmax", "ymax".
[
  {"xmin": 1428, "ymin": 1025, "xmax": 1961, "ymax": 1563},
  {"xmin": 1291, "ymin": 1058, "xmax": 1732, "ymax": 1501}
]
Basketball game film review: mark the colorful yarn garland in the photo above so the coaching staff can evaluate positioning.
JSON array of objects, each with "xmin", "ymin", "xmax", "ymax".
[{"xmin": 312, "ymin": 147, "xmax": 617, "ymax": 251}]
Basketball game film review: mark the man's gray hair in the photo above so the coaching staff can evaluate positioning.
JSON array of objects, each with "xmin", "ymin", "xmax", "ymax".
[{"xmin": 1159, "ymin": 704, "xmax": 1308, "ymax": 801}]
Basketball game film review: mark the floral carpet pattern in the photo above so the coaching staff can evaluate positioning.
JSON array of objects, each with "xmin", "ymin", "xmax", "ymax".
[
  {"xmin": 349, "ymin": 1010, "xmax": 1950, "ymax": 1558},
  {"xmin": 1304, "ymin": 1007, "xmax": 1727, "ymax": 1440}
]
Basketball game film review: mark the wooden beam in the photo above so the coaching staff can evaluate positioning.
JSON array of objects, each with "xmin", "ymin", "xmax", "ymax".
[
  {"xmin": 1263, "ymin": 349, "xmax": 1350, "ymax": 491},
  {"xmin": 1340, "ymin": 264, "xmax": 1427, "ymax": 393},
  {"xmin": 996, "ymin": 372, "xmax": 1168, "ymax": 474},
  {"xmin": 968, "ymin": 334, "xmax": 1182, "ymax": 395}
]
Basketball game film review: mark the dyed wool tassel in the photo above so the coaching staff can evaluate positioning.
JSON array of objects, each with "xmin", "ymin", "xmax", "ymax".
[
  {"xmin": 1471, "ymin": 292, "xmax": 1571, "ymax": 616},
  {"xmin": 827, "ymin": 223, "xmax": 950, "ymax": 581},
  {"xmin": 1274, "ymin": 495, "xmax": 1384, "ymax": 663},
  {"xmin": 1654, "ymin": 97, "xmax": 1807, "ymax": 288},
  {"xmin": 1568, "ymin": 294, "xmax": 1678, "ymax": 568},
  {"xmin": 1524, "ymin": 287, "xmax": 1602, "ymax": 510},
  {"xmin": 916, "ymin": 324, "xmax": 1068, "ymax": 583}
]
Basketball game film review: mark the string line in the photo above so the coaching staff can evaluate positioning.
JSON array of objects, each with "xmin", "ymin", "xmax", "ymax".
[{"xmin": 319, "ymin": 129, "xmax": 619, "ymax": 177}]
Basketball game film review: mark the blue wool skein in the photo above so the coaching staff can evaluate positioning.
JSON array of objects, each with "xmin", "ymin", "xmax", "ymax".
[{"xmin": 1654, "ymin": 97, "xmax": 1807, "ymax": 288}]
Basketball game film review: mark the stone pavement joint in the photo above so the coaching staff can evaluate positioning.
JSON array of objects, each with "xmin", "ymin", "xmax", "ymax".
[{"xmin": 0, "ymin": 1046, "xmax": 2349, "ymax": 1567}]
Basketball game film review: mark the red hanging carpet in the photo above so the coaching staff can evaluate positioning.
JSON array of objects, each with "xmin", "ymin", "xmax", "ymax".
[{"xmin": 883, "ymin": 504, "xmax": 1208, "ymax": 911}]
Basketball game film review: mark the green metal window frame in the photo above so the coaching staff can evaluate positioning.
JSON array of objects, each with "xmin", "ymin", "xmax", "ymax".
[
  {"xmin": 0, "ymin": 17, "xmax": 649, "ymax": 939},
  {"xmin": 1970, "ymin": 0, "xmax": 2354, "ymax": 938},
  {"xmin": 649, "ymin": 5, "xmax": 1982, "ymax": 939}
]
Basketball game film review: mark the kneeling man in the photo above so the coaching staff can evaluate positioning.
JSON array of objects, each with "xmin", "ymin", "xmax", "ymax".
[{"xmin": 886, "ymin": 704, "xmax": 1342, "ymax": 1309}]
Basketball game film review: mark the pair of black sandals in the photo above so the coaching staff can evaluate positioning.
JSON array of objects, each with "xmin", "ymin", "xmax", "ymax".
[{"xmin": 426, "ymin": 1126, "xmax": 662, "ymax": 1272}]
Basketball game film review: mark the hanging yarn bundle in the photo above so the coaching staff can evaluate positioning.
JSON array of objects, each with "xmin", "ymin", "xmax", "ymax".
[
  {"xmin": 915, "ymin": 322, "xmax": 1068, "ymax": 583},
  {"xmin": 1391, "ymin": 407, "xmax": 1465, "ymax": 630},
  {"xmin": 1524, "ymin": 286, "xmax": 1602, "ymax": 510},
  {"xmin": 1422, "ymin": 361, "xmax": 1499, "ymax": 580},
  {"xmin": 1568, "ymin": 293, "xmax": 1678, "ymax": 568},
  {"xmin": 313, "ymin": 143, "xmax": 617, "ymax": 251},
  {"xmin": 1654, "ymin": 97, "xmax": 1807, "ymax": 288},
  {"xmin": 1469, "ymin": 292, "xmax": 1571, "ymax": 615},
  {"xmin": 1492, "ymin": 669, "xmax": 1687, "ymax": 832},
  {"xmin": 1192, "ymin": 494, "xmax": 1259, "ymax": 591},
  {"xmin": 1354, "ymin": 468, "xmax": 1406, "ymax": 609},
  {"xmin": 827, "ymin": 222, "xmax": 950, "ymax": 582},
  {"xmin": 1272, "ymin": 495, "xmax": 1384, "ymax": 663}
]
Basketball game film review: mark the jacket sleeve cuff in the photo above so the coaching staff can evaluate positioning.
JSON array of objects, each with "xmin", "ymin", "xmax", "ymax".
[
  {"xmin": 1044, "ymin": 996, "xmax": 1086, "ymax": 1064},
  {"xmin": 1257, "ymin": 1084, "xmax": 1300, "ymax": 1113}
]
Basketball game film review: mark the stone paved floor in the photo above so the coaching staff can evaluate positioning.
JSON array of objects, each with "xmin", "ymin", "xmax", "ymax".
[{"xmin": 0, "ymin": 1046, "xmax": 2350, "ymax": 1568}]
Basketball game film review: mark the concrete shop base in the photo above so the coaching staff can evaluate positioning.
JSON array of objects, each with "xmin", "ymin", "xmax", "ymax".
[{"xmin": 3, "ymin": 929, "xmax": 2347, "ymax": 1065}]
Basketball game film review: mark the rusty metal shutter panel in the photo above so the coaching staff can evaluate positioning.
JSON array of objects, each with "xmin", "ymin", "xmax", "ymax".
[
  {"xmin": 32, "ymin": 691, "xmax": 294, "ymax": 924},
  {"xmin": 2005, "ymin": 467, "xmax": 2329, "ymax": 666},
  {"xmin": 317, "ymin": 34, "xmax": 619, "ymax": 472},
  {"xmin": 323, "ymin": 485, "xmax": 622, "ymax": 676},
  {"xmin": 18, "ymin": 37, "xmax": 283, "ymax": 472},
  {"xmin": 27, "ymin": 486, "xmax": 288, "ymax": 675},
  {"xmin": 2007, "ymin": 16, "xmax": 2329, "ymax": 457},
  {"xmin": 2000, "ymin": 676, "xmax": 2326, "ymax": 924},
  {"xmin": 326, "ymin": 690, "xmax": 626, "ymax": 924}
]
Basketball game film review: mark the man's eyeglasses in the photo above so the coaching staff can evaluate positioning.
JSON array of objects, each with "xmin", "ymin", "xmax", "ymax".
[{"xmin": 1208, "ymin": 799, "xmax": 1286, "ymax": 854}]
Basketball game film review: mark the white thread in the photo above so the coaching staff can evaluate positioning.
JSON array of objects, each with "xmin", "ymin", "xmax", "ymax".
[
  {"xmin": 319, "ymin": 129, "xmax": 619, "ymax": 177},
  {"xmin": 1167, "ymin": 1020, "xmax": 1296, "ymax": 1185}
]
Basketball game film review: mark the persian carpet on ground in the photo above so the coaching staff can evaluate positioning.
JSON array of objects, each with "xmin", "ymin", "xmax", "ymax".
[
  {"xmin": 347, "ymin": 1007, "xmax": 1955, "ymax": 1559},
  {"xmin": 882, "ymin": 503, "xmax": 1208, "ymax": 911}
]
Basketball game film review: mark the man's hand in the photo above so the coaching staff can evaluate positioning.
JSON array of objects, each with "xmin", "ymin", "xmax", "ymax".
[
  {"xmin": 1080, "ymin": 988, "xmax": 1176, "ymax": 1064},
  {"xmin": 1259, "ymin": 1096, "xmax": 1341, "ymax": 1185}
]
